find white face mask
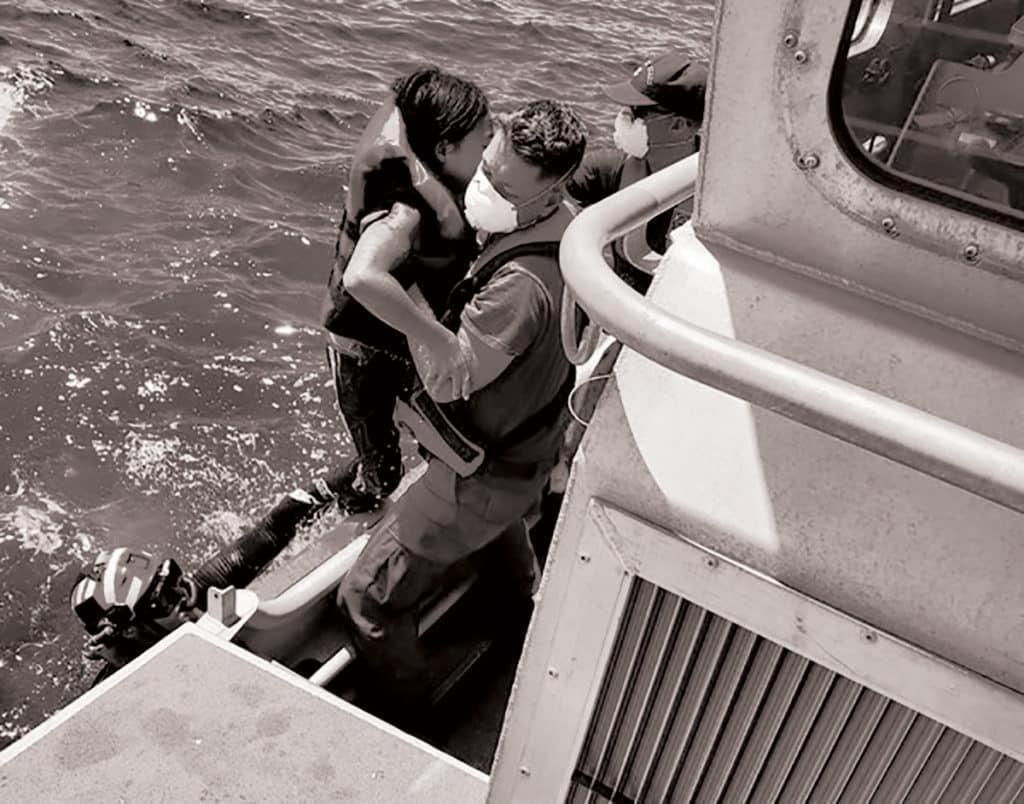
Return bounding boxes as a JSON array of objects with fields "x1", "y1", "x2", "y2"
[
  {"x1": 464, "y1": 167, "x2": 519, "y2": 234},
  {"x1": 613, "y1": 109, "x2": 649, "y2": 159},
  {"x1": 464, "y1": 151, "x2": 578, "y2": 235}
]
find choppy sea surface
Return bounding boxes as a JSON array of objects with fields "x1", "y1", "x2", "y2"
[{"x1": 0, "y1": 0, "x2": 713, "y2": 746}]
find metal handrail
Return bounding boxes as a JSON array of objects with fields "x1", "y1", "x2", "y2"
[{"x1": 559, "y1": 154, "x2": 1024, "y2": 515}]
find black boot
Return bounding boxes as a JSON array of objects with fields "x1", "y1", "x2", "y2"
[{"x1": 317, "y1": 457, "x2": 388, "y2": 515}]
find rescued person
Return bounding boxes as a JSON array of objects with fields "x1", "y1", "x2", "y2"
[{"x1": 321, "y1": 66, "x2": 491, "y2": 511}]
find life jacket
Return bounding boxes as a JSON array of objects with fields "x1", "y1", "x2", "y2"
[
  {"x1": 394, "y1": 203, "x2": 576, "y2": 477},
  {"x1": 321, "y1": 100, "x2": 477, "y2": 350},
  {"x1": 616, "y1": 126, "x2": 700, "y2": 277}
]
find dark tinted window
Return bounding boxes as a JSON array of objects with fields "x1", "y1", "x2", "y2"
[{"x1": 836, "y1": 0, "x2": 1024, "y2": 226}]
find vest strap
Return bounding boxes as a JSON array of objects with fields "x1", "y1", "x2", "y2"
[{"x1": 341, "y1": 209, "x2": 361, "y2": 243}]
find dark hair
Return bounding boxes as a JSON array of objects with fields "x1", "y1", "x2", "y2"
[
  {"x1": 496, "y1": 100, "x2": 588, "y2": 178},
  {"x1": 391, "y1": 66, "x2": 489, "y2": 170}
]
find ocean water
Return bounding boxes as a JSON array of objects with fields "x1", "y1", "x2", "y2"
[{"x1": 0, "y1": 0, "x2": 714, "y2": 747}]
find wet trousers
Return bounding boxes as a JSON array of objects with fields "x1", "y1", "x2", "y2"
[{"x1": 326, "y1": 340, "x2": 412, "y2": 499}]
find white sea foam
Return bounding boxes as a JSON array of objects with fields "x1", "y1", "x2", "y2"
[
  {"x1": 0, "y1": 83, "x2": 18, "y2": 135},
  {"x1": 0, "y1": 493, "x2": 93, "y2": 559},
  {"x1": 0, "y1": 65, "x2": 54, "y2": 134},
  {"x1": 196, "y1": 509, "x2": 249, "y2": 544}
]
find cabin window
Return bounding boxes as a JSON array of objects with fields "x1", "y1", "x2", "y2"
[{"x1": 835, "y1": 0, "x2": 1024, "y2": 227}]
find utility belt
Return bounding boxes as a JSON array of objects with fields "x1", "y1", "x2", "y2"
[{"x1": 393, "y1": 239, "x2": 569, "y2": 478}]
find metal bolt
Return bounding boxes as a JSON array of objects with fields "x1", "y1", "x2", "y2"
[
  {"x1": 783, "y1": 33, "x2": 798, "y2": 48},
  {"x1": 547, "y1": 667, "x2": 559, "y2": 679},
  {"x1": 519, "y1": 766, "x2": 531, "y2": 777},
  {"x1": 881, "y1": 216, "x2": 896, "y2": 231},
  {"x1": 963, "y1": 243, "x2": 980, "y2": 262},
  {"x1": 579, "y1": 553, "x2": 591, "y2": 563},
  {"x1": 794, "y1": 49, "x2": 809, "y2": 64},
  {"x1": 704, "y1": 556, "x2": 719, "y2": 570},
  {"x1": 798, "y1": 153, "x2": 820, "y2": 170}
]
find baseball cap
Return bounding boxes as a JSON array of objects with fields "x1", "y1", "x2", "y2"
[{"x1": 603, "y1": 51, "x2": 708, "y2": 119}]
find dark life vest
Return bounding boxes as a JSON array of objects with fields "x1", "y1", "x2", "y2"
[{"x1": 320, "y1": 101, "x2": 477, "y2": 353}]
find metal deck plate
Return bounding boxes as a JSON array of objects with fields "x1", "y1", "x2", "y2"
[{"x1": 0, "y1": 625, "x2": 487, "y2": 803}]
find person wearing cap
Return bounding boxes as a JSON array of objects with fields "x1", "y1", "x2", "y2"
[
  {"x1": 567, "y1": 51, "x2": 707, "y2": 293},
  {"x1": 553, "y1": 54, "x2": 707, "y2": 499}
]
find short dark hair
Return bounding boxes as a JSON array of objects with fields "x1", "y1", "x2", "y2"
[
  {"x1": 496, "y1": 100, "x2": 587, "y2": 179},
  {"x1": 391, "y1": 67, "x2": 489, "y2": 170}
]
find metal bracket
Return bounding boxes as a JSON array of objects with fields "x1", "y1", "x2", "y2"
[{"x1": 207, "y1": 586, "x2": 240, "y2": 627}]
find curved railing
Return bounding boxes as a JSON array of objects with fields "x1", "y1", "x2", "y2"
[{"x1": 559, "y1": 153, "x2": 1024, "y2": 515}]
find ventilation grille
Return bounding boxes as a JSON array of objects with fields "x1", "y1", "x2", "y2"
[{"x1": 568, "y1": 579, "x2": 1023, "y2": 804}]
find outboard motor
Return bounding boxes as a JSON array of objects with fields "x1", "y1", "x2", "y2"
[
  {"x1": 70, "y1": 549, "x2": 198, "y2": 681},
  {"x1": 70, "y1": 461, "x2": 369, "y2": 682}
]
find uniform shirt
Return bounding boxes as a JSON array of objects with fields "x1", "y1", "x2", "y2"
[
  {"x1": 568, "y1": 147, "x2": 675, "y2": 252},
  {"x1": 459, "y1": 254, "x2": 570, "y2": 467}
]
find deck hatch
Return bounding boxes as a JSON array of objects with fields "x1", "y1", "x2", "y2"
[{"x1": 567, "y1": 577, "x2": 1024, "y2": 804}]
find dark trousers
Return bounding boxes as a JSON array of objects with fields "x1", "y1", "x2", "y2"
[
  {"x1": 326, "y1": 341, "x2": 411, "y2": 499},
  {"x1": 338, "y1": 460, "x2": 543, "y2": 714}
]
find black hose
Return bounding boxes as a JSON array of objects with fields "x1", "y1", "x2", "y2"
[
  {"x1": 190, "y1": 460, "x2": 376, "y2": 607},
  {"x1": 190, "y1": 493, "x2": 317, "y2": 599}
]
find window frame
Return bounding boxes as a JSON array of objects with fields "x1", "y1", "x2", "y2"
[
  {"x1": 695, "y1": 0, "x2": 1024, "y2": 346},
  {"x1": 830, "y1": 0, "x2": 1024, "y2": 233}
]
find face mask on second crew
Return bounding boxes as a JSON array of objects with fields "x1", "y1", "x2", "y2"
[
  {"x1": 614, "y1": 108, "x2": 701, "y2": 166},
  {"x1": 613, "y1": 109, "x2": 650, "y2": 159}
]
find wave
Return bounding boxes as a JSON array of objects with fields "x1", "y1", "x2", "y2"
[
  {"x1": 0, "y1": 60, "x2": 121, "y2": 134},
  {"x1": 0, "y1": 64, "x2": 55, "y2": 100},
  {"x1": 0, "y1": 5, "x2": 93, "y2": 25},
  {"x1": 0, "y1": 83, "x2": 17, "y2": 134},
  {"x1": 177, "y1": 0, "x2": 263, "y2": 26},
  {"x1": 0, "y1": 64, "x2": 56, "y2": 136},
  {"x1": 67, "y1": 87, "x2": 352, "y2": 164}
]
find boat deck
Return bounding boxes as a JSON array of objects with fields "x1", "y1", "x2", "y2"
[{"x1": 0, "y1": 625, "x2": 488, "y2": 803}]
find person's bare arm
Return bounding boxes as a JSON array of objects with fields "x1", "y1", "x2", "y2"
[{"x1": 342, "y1": 202, "x2": 453, "y2": 350}]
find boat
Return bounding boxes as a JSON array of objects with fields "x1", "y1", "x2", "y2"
[{"x1": 2, "y1": 0, "x2": 1023, "y2": 800}]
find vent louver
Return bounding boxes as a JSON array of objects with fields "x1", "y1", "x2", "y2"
[{"x1": 569, "y1": 579, "x2": 1024, "y2": 804}]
